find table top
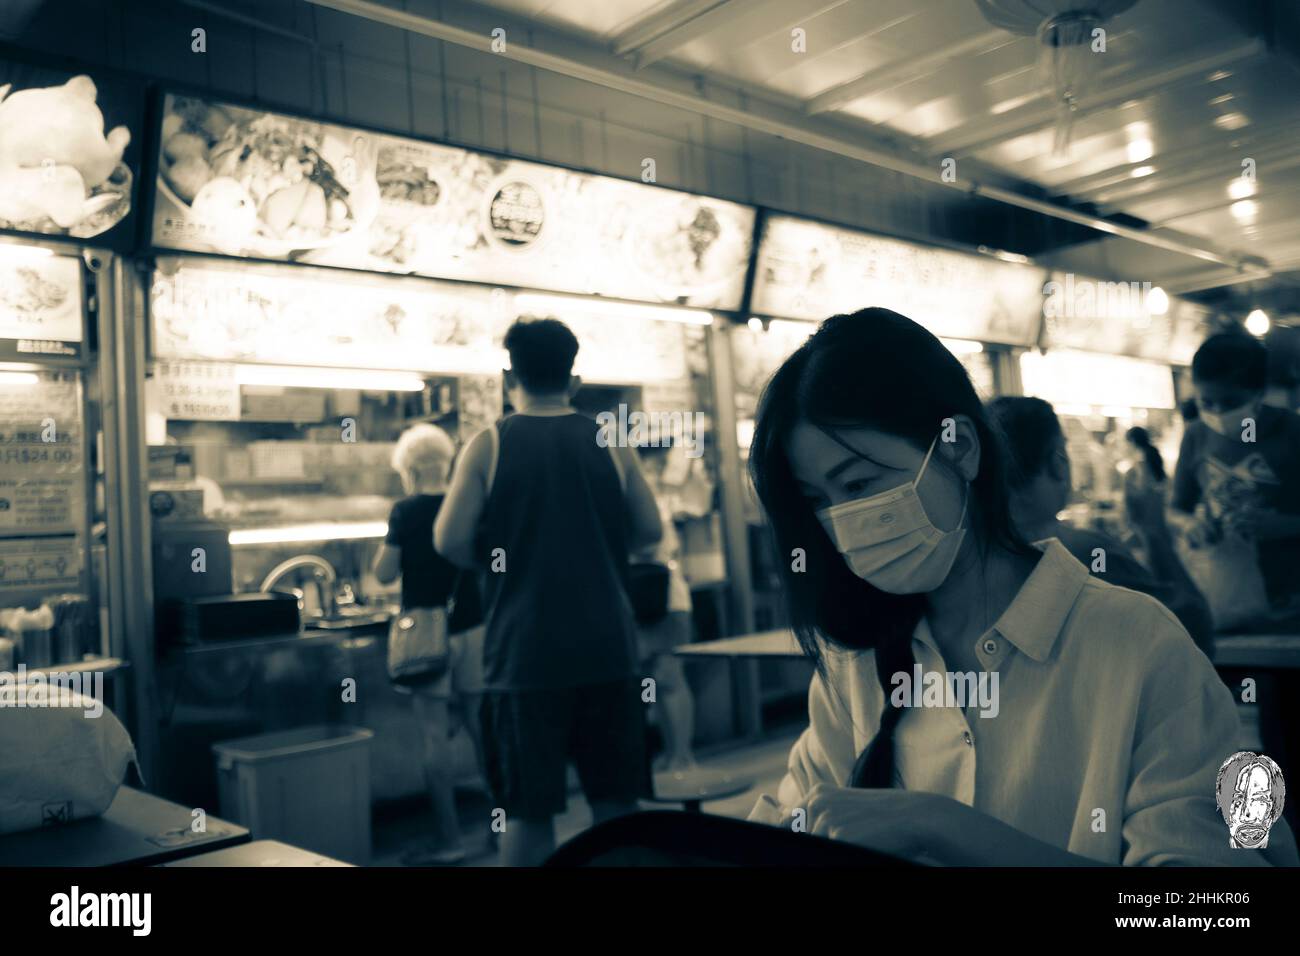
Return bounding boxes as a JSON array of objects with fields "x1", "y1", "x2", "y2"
[
  {"x1": 157, "y1": 839, "x2": 353, "y2": 867},
  {"x1": 0, "y1": 786, "x2": 249, "y2": 867},
  {"x1": 647, "y1": 768, "x2": 755, "y2": 803},
  {"x1": 673, "y1": 629, "x2": 804, "y2": 658},
  {"x1": 1213, "y1": 633, "x2": 1300, "y2": 669}
]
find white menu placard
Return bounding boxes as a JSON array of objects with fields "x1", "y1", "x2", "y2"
[
  {"x1": 155, "y1": 360, "x2": 240, "y2": 420},
  {"x1": 0, "y1": 254, "x2": 83, "y2": 345},
  {"x1": 750, "y1": 215, "x2": 1045, "y2": 345},
  {"x1": 0, "y1": 371, "x2": 85, "y2": 533}
]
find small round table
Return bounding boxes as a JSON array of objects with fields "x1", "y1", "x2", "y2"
[{"x1": 647, "y1": 767, "x2": 755, "y2": 814}]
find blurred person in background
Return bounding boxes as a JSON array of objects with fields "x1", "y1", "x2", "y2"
[
  {"x1": 1124, "y1": 426, "x2": 1165, "y2": 490},
  {"x1": 634, "y1": 443, "x2": 697, "y2": 773},
  {"x1": 373, "y1": 423, "x2": 487, "y2": 865},
  {"x1": 1170, "y1": 332, "x2": 1300, "y2": 623},
  {"x1": 435, "y1": 319, "x2": 662, "y2": 866},
  {"x1": 1171, "y1": 332, "x2": 1300, "y2": 831},
  {"x1": 989, "y1": 397, "x2": 1213, "y2": 658}
]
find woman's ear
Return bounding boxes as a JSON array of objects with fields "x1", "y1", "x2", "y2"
[{"x1": 941, "y1": 414, "x2": 981, "y2": 482}]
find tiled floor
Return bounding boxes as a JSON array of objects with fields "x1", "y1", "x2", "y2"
[{"x1": 371, "y1": 729, "x2": 801, "y2": 867}]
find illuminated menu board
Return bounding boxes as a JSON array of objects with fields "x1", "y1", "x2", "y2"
[
  {"x1": 149, "y1": 94, "x2": 756, "y2": 310},
  {"x1": 1040, "y1": 271, "x2": 1213, "y2": 366},
  {"x1": 0, "y1": 61, "x2": 142, "y2": 249},
  {"x1": 1020, "y1": 349, "x2": 1176, "y2": 411},
  {"x1": 151, "y1": 256, "x2": 508, "y2": 374},
  {"x1": 0, "y1": 252, "x2": 84, "y2": 360},
  {"x1": 749, "y1": 215, "x2": 1046, "y2": 346},
  {"x1": 150, "y1": 256, "x2": 692, "y2": 384}
]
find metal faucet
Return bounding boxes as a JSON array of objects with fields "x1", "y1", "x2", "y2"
[{"x1": 260, "y1": 555, "x2": 339, "y2": 619}]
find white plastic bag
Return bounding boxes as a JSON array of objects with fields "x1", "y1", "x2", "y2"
[{"x1": 0, "y1": 681, "x2": 137, "y2": 836}]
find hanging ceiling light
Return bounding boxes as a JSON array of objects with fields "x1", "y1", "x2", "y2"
[{"x1": 975, "y1": 1, "x2": 1141, "y2": 153}]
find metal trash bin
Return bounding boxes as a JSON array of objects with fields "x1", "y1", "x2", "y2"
[{"x1": 213, "y1": 724, "x2": 374, "y2": 865}]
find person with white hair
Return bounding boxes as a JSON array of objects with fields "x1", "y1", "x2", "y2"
[{"x1": 373, "y1": 422, "x2": 487, "y2": 865}]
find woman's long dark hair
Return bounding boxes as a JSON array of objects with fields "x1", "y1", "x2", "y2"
[
  {"x1": 1125, "y1": 426, "x2": 1166, "y2": 482},
  {"x1": 749, "y1": 309, "x2": 1032, "y2": 788}
]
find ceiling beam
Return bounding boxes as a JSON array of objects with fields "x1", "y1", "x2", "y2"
[
  {"x1": 1161, "y1": 266, "x2": 1273, "y2": 295},
  {"x1": 1149, "y1": 180, "x2": 1300, "y2": 227},
  {"x1": 1054, "y1": 128, "x2": 1298, "y2": 198},
  {"x1": 615, "y1": 0, "x2": 774, "y2": 70},
  {"x1": 611, "y1": 0, "x2": 725, "y2": 56},
  {"x1": 805, "y1": 29, "x2": 1012, "y2": 115},
  {"x1": 1098, "y1": 147, "x2": 1300, "y2": 209},
  {"x1": 928, "y1": 39, "x2": 1265, "y2": 156}
]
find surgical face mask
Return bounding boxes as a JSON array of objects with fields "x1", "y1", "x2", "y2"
[
  {"x1": 816, "y1": 435, "x2": 968, "y2": 594},
  {"x1": 1199, "y1": 400, "x2": 1258, "y2": 437}
]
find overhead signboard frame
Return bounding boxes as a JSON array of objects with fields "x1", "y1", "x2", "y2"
[{"x1": 146, "y1": 88, "x2": 757, "y2": 312}]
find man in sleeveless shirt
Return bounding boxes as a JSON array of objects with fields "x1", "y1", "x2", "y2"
[{"x1": 436, "y1": 319, "x2": 663, "y2": 866}]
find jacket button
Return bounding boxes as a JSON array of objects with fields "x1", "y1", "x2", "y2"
[
  {"x1": 963, "y1": 731, "x2": 973, "y2": 746},
  {"x1": 982, "y1": 639, "x2": 998, "y2": 655}
]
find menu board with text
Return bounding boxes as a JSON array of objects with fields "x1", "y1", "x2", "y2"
[
  {"x1": 749, "y1": 215, "x2": 1045, "y2": 345},
  {"x1": 0, "y1": 371, "x2": 86, "y2": 535},
  {"x1": 150, "y1": 94, "x2": 755, "y2": 310},
  {"x1": 0, "y1": 253, "x2": 83, "y2": 360},
  {"x1": 151, "y1": 256, "x2": 693, "y2": 384},
  {"x1": 0, "y1": 61, "x2": 143, "y2": 249},
  {"x1": 151, "y1": 256, "x2": 509, "y2": 374}
]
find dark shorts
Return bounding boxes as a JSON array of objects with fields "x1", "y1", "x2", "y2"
[{"x1": 479, "y1": 678, "x2": 649, "y2": 820}]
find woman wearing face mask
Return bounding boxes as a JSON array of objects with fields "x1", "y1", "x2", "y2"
[{"x1": 745, "y1": 309, "x2": 1297, "y2": 866}]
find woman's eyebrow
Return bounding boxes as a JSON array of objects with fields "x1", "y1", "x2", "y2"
[{"x1": 824, "y1": 455, "x2": 868, "y2": 482}]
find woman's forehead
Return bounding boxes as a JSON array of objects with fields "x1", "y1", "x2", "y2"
[{"x1": 785, "y1": 422, "x2": 918, "y2": 479}]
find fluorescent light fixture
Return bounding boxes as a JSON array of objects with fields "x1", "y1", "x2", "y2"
[
  {"x1": 1227, "y1": 177, "x2": 1256, "y2": 200},
  {"x1": 1126, "y1": 139, "x2": 1154, "y2": 163},
  {"x1": 229, "y1": 521, "x2": 389, "y2": 546},
  {"x1": 940, "y1": 338, "x2": 984, "y2": 355},
  {"x1": 235, "y1": 365, "x2": 426, "y2": 391},
  {"x1": 1208, "y1": 93, "x2": 1234, "y2": 106},
  {"x1": 1130, "y1": 165, "x2": 1156, "y2": 178},
  {"x1": 1229, "y1": 200, "x2": 1258, "y2": 222},
  {"x1": 1020, "y1": 349, "x2": 1174, "y2": 410},
  {"x1": 747, "y1": 317, "x2": 765, "y2": 332},
  {"x1": 1147, "y1": 286, "x2": 1169, "y2": 315},
  {"x1": 0, "y1": 372, "x2": 40, "y2": 386},
  {"x1": 0, "y1": 242, "x2": 54, "y2": 263},
  {"x1": 1207, "y1": 70, "x2": 1233, "y2": 82},
  {"x1": 1245, "y1": 309, "x2": 1270, "y2": 336},
  {"x1": 1213, "y1": 112, "x2": 1249, "y2": 131},
  {"x1": 513, "y1": 293, "x2": 714, "y2": 326}
]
